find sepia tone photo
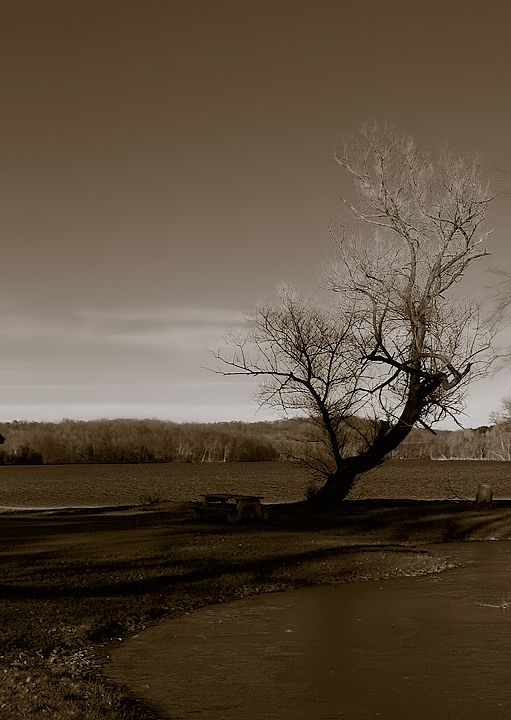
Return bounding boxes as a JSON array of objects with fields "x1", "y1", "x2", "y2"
[{"x1": 2, "y1": 1, "x2": 511, "y2": 718}]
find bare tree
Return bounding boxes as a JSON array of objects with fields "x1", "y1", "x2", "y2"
[
  {"x1": 217, "y1": 123, "x2": 496, "y2": 503},
  {"x1": 218, "y1": 287, "x2": 368, "y2": 479}
]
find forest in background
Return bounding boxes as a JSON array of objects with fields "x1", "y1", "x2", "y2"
[{"x1": 0, "y1": 417, "x2": 509, "y2": 465}]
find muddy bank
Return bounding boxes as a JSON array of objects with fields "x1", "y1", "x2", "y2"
[
  {"x1": 107, "y1": 542, "x2": 511, "y2": 720},
  {"x1": 3, "y1": 499, "x2": 508, "y2": 719},
  {"x1": 3, "y1": 499, "x2": 510, "y2": 576}
]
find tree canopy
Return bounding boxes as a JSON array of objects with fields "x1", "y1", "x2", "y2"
[{"x1": 218, "y1": 122, "x2": 496, "y2": 502}]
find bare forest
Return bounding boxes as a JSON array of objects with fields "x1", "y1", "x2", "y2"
[{"x1": 0, "y1": 417, "x2": 510, "y2": 466}]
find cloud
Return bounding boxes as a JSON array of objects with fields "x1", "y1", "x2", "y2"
[
  {"x1": 0, "y1": 306, "x2": 243, "y2": 351},
  {"x1": 0, "y1": 305, "x2": 248, "y2": 400},
  {"x1": 74, "y1": 306, "x2": 244, "y2": 350}
]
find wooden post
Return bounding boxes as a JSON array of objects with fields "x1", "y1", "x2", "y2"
[{"x1": 475, "y1": 483, "x2": 493, "y2": 507}]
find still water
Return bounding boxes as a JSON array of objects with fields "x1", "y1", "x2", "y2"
[
  {"x1": 107, "y1": 542, "x2": 511, "y2": 719},
  {"x1": 2, "y1": 460, "x2": 511, "y2": 509},
  {"x1": 0, "y1": 461, "x2": 310, "y2": 509}
]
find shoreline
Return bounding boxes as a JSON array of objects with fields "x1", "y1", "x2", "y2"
[
  {"x1": 6, "y1": 496, "x2": 511, "y2": 511},
  {"x1": 3, "y1": 499, "x2": 511, "y2": 719}
]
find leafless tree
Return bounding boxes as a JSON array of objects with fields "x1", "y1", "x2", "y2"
[
  {"x1": 217, "y1": 287, "x2": 369, "y2": 479},
  {"x1": 217, "y1": 123, "x2": 496, "y2": 503}
]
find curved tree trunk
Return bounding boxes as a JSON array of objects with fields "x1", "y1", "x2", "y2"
[
  {"x1": 311, "y1": 376, "x2": 441, "y2": 505},
  {"x1": 311, "y1": 454, "x2": 385, "y2": 505}
]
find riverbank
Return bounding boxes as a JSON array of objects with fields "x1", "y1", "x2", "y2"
[{"x1": 2, "y1": 499, "x2": 511, "y2": 719}]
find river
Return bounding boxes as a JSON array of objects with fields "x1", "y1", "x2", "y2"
[
  {"x1": 0, "y1": 461, "x2": 311, "y2": 509},
  {"x1": 106, "y1": 541, "x2": 511, "y2": 719},
  {"x1": 2, "y1": 460, "x2": 511, "y2": 509}
]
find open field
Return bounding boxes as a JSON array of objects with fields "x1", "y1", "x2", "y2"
[{"x1": 3, "y1": 498, "x2": 511, "y2": 718}]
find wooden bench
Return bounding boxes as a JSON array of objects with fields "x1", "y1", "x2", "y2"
[{"x1": 192, "y1": 494, "x2": 267, "y2": 523}]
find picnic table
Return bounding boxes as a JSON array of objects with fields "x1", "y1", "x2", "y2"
[{"x1": 192, "y1": 493, "x2": 267, "y2": 523}]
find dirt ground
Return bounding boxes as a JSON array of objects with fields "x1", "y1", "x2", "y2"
[
  {"x1": 3, "y1": 499, "x2": 511, "y2": 719},
  {"x1": 3, "y1": 498, "x2": 511, "y2": 575}
]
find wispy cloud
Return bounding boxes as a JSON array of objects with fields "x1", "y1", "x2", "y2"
[
  {"x1": 74, "y1": 306, "x2": 244, "y2": 350},
  {"x1": 0, "y1": 305, "x2": 246, "y2": 386},
  {"x1": 0, "y1": 306, "x2": 243, "y2": 349},
  {"x1": 0, "y1": 306, "x2": 254, "y2": 421}
]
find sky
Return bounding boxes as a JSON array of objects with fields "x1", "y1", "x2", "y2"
[{"x1": 1, "y1": 0, "x2": 511, "y2": 428}]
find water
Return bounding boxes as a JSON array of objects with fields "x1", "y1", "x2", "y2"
[
  {"x1": 107, "y1": 542, "x2": 511, "y2": 719},
  {"x1": 1, "y1": 459, "x2": 511, "y2": 510},
  {"x1": 0, "y1": 461, "x2": 311, "y2": 509}
]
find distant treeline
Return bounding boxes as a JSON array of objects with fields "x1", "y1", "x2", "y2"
[
  {"x1": 387, "y1": 425, "x2": 507, "y2": 461},
  {"x1": 0, "y1": 418, "x2": 289, "y2": 465},
  {"x1": 0, "y1": 417, "x2": 509, "y2": 465}
]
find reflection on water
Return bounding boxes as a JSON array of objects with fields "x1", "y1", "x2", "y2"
[{"x1": 107, "y1": 542, "x2": 511, "y2": 719}]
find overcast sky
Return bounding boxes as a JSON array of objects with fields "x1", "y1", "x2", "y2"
[{"x1": 1, "y1": 0, "x2": 511, "y2": 427}]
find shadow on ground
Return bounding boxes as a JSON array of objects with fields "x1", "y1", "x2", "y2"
[{"x1": 1, "y1": 499, "x2": 507, "y2": 604}]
